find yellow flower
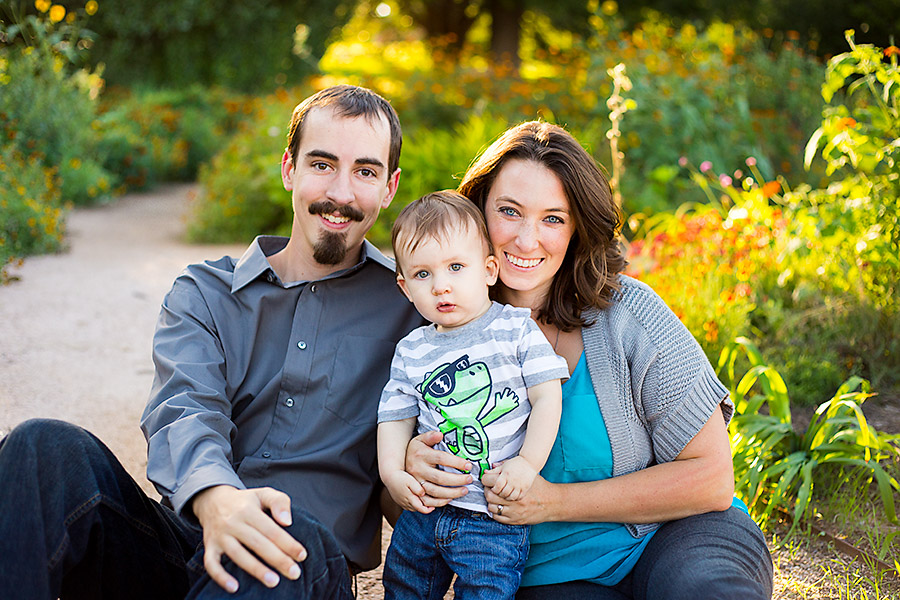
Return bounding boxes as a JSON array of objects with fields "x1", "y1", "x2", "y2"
[
  {"x1": 85, "y1": 0, "x2": 98, "y2": 15},
  {"x1": 49, "y1": 4, "x2": 66, "y2": 22},
  {"x1": 35, "y1": 0, "x2": 51, "y2": 13}
]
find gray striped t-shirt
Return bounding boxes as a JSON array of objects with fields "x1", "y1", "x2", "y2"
[{"x1": 378, "y1": 301, "x2": 569, "y2": 513}]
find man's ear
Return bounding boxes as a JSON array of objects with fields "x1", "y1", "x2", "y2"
[
  {"x1": 281, "y1": 149, "x2": 294, "y2": 191},
  {"x1": 485, "y1": 254, "x2": 500, "y2": 286},
  {"x1": 382, "y1": 168, "x2": 401, "y2": 209},
  {"x1": 396, "y1": 272, "x2": 413, "y2": 302}
]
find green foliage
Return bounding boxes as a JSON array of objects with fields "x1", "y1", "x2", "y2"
[
  {"x1": 187, "y1": 90, "x2": 297, "y2": 243},
  {"x1": 721, "y1": 338, "x2": 900, "y2": 536},
  {"x1": 580, "y1": 12, "x2": 824, "y2": 215},
  {"x1": 95, "y1": 86, "x2": 254, "y2": 189},
  {"x1": 0, "y1": 146, "x2": 66, "y2": 281},
  {"x1": 0, "y1": 7, "x2": 112, "y2": 206},
  {"x1": 81, "y1": 0, "x2": 354, "y2": 91},
  {"x1": 802, "y1": 32, "x2": 899, "y2": 315}
]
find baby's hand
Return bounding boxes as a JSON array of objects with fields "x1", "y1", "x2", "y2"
[
  {"x1": 490, "y1": 456, "x2": 536, "y2": 501},
  {"x1": 384, "y1": 470, "x2": 433, "y2": 514}
]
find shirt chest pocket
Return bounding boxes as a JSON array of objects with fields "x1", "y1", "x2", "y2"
[{"x1": 324, "y1": 335, "x2": 397, "y2": 426}]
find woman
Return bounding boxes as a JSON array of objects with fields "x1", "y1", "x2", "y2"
[{"x1": 405, "y1": 121, "x2": 773, "y2": 599}]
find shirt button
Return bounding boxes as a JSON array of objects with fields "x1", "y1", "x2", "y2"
[
  {"x1": 262, "y1": 451, "x2": 271, "y2": 458},
  {"x1": 310, "y1": 284, "x2": 317, "y2": 293},
  {"x1": 266, "y1": 273, "x2": 275, "y2": 283},
  {"x1": 285, "y1": 398, "x2": 294, "y2": 407},
  {"x1": 297, "y1": 341, "x2": 307, "y2": 350}
]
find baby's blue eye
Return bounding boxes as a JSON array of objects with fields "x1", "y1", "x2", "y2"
[
  {"x1": 414, "y1": 270, "x2": 429, "y2": 279},
  {"x1": 450, "y1": 263, "x2": 463, "y2": 272}
]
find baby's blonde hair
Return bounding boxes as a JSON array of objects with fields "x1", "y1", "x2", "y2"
[{"x1": 391, "y1": 190, "x2": 493, "y2": 276}]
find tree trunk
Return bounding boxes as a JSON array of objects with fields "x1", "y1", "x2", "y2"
[
  {"x1": 487, "y1": 0, "x2": 523, "y2": 70},
  {"x1": 396, "y1": 0, "x2": 476, "y2": 54}
]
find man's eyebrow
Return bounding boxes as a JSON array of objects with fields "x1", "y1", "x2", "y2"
[
  {"x1": 306, "y1": 150, "x2": 338, "y2": 162},
  {"x1": 305, "y1": 150, "x2": 385, "y2": 169}
]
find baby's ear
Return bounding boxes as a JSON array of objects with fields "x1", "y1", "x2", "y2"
[
  {"x1": 485, "y1": 254, "x2": 500, "y2": 286},
  {"x1": 396, "y1": 273, "x2": 413, "y2": 302}
]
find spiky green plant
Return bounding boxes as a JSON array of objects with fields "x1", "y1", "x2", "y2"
[{"x1": 720, "y1": 337, "x2": 900, "y2": 535}]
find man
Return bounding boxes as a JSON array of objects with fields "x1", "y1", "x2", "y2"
[{"x1": 0, "y1": 85, "x2": 426, "y2": 599}]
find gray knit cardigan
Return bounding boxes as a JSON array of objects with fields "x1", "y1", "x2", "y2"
[{"x1": 581, "y1": 275, "x2": 733, "y2": 538}]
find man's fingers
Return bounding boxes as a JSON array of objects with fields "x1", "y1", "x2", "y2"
[
  {"x1": 203, "y1": 546, "x2": 240, "y2": 594},
  {"x1": 237, "y1": 523, "x2": 303, "y2": 582},
  {"x1": 253, "y1": 489, "x2": 307, "y2": 562},
  {"x1": 256, "y1": 487, "x2": 293, "y2": 527},
  {"x1": 221, "y1": 535, "x2": 284, "y2": 589}
]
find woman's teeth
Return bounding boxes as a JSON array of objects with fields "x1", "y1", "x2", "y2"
[{"x1": 506, "y1": 253, "x2": 542, "y2": 268}]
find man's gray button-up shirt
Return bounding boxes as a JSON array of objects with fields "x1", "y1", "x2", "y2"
[{"x1": 141, "y1": 235, "x2": 423, "y2": 570}]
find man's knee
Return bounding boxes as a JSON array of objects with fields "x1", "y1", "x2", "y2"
[{"x1": 2, "y1": 418, "x2": 93, "y2": 458}]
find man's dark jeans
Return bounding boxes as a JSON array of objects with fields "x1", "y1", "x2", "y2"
[{"x1": 0, "y1": 419, "x2": 353, "y2": 599}]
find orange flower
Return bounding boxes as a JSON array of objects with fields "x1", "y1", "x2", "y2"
[
  {"x1": 761, "y1": 181, "x2": 781, "y2": 198},
  {"x1": 836, "y1": 117, "x2": 857, "y2": 131},
  {"x1": 885, "y1": 46, "x2": 900, "y2": 57}
]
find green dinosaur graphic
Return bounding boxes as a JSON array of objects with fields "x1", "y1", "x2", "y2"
[{"x1": 417, "y1": 354, "x2": 519, "y2": 478}]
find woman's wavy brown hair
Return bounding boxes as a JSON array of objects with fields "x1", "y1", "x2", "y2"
[{"x1": 458, "y1": 121, "x2": 626, "y2": 330}]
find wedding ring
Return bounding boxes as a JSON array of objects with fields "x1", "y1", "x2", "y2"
[{"x1": 497, "y1": 504, "x2": 504, "y2": 516}]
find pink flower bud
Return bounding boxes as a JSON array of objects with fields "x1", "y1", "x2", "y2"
[
  {"x1": 745, "y1": 157, "x2": 757, "y2": 167},
  {"x1": 700, "y1": 161, "x2": 712, "y2": 173},
  {"x1": 678, "y1": 156, "x2": 688, "y2": 167}
]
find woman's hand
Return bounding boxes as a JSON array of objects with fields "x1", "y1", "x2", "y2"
[
  {"x1": 405, "y1": 431, "x2": 472, "y2": 507},
  {"x1": 482, "y1": 470, "x2": 557, "y2": 525}
]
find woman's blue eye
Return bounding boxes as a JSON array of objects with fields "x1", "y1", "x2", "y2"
[
  {"x1": 500, "y1": 207, "x2": 518, "y2": 216},
  {"x1": 546, "y1": 215, "x2": 563, "y2": 224}
]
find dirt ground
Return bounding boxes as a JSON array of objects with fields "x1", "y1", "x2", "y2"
[{"x1": 1, "y1": 185, "x2": 897, "y2": 599}]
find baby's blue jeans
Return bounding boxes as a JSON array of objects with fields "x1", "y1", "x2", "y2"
[{"x1": 384, "y1": 504, "x2": 530, "y2": 600}]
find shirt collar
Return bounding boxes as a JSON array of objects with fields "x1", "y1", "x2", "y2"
[{"x1": 231, "y1": 236, "x2": 397, "y2": 293}]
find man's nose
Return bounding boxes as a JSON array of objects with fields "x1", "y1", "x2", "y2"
[{"x1": 326, "y1": 171, "x2": 354, "y2": 205}]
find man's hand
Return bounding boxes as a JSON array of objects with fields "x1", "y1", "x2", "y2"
[
  {"x1": 405, "y1": 431, "x2": 472, "y2": 507},
  {"x1": 191, "y1": 485, "x2": 307, "y2": 594},
  {"x1": 382, "y1": 469, "x2": 433, "y2": 514},
  {"x1": 485, "y1": 456, "x2": 536, "y2": 501}
]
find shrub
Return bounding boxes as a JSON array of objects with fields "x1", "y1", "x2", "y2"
[
  {"x1": 187, "y1": 90, "x2": 295, "y2": 243},
  {"x1": 95, "y1": 86, "x2": 255, "y2": 189},
  {"x1": 0, "y1": 7, "x2": 111, "y2": 206},
  {"x1": 721, "y1": 338, "x2": 900, "y2": 535},
  {"x1": 0, "y1": 146, "x2": 66, "y2": 281}
]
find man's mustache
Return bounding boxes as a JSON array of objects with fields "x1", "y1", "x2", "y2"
[{"x1": 308, "y1": 201, "x2": 364, "y2": 222}]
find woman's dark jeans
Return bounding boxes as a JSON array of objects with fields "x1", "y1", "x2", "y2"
[
  {"x1": 0, "y1": 419, "x2": 353, "y2": 599},
  {"x1": 516, "y1": 505, "x2": 774, "y2": 600}
]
